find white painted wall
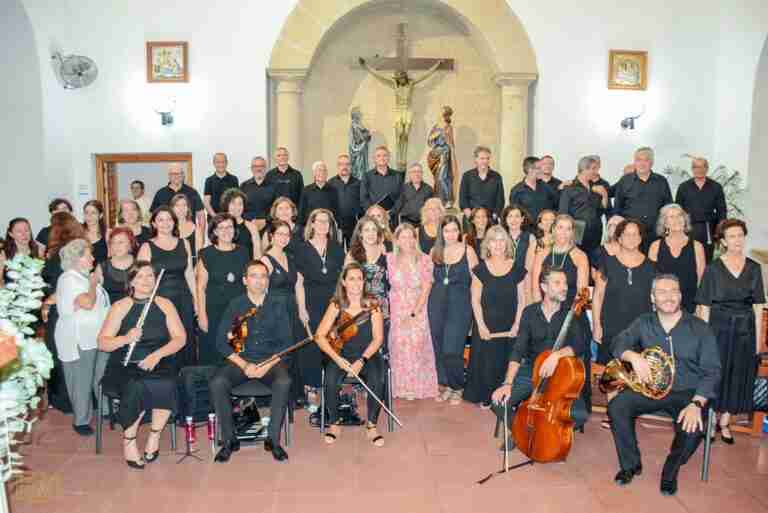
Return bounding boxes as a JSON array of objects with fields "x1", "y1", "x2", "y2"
[
  {"x1": 13, "y1": 0, "x2": 768, "y2": 222},
  {"x1": 0, "y1": 0, "x2": 48, "y2": 234},
  {"x1": 747, "y1": 39, "x2": 768, "y2": 250}
]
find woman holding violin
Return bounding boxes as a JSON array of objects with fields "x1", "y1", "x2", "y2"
[{"x1": 315, "y1": 262, "x2": 387, "y2": 447}]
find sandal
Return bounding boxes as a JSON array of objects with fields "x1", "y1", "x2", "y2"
[
  {"x1": 601, "y1": 419, "x2": 612, "y2": 430},
  {"x1": 144, "y1": 428, "x2": 163, "y2": 463},
  {"x1": 366, "y1": 423, "x2": 384, "y2": 448},
  {"x1": 123, "y1": 435, "x2": 145, "y2": 470},
  {"x1": 324, "y1": 424, "x2": 340, "y2": 445}
]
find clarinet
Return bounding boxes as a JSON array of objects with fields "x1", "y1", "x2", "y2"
[{"x1": 123, "y1": 269, "x2": 165, "y2": 366}]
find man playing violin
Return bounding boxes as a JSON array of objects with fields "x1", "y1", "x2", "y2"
[
  {"x1": 315, "y1": 262, "x2": 387, "y2": 447},
  {"x1": 209, "y1": 260, "x2": 293, "y2": 463},
  {"x1": 491, "y1": 268, "x2": 589, "y2": 449}
]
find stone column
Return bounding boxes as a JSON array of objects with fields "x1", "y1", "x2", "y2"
[
  {"x1": 494, "y1": 73, "x2": 537, "y2": 190},
  {"x1": 268, "y1": 69, "x2": 308, "y2": 170}
]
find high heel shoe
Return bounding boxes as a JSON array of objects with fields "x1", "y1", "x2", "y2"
[
  {"x1": 144, "y1": 428, "x2": 163, "y2": 463},
  {"x1": 719, "y1": 424, "x2": 735, "y2": 445},
  {"x1": 123, "y1": 435, "x2": 145, "y2": 470}
]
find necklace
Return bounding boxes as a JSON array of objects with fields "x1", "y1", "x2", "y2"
[
  {"x1": 319, "y1": 244, "x2": 328, "y2": 274},
  {"x1": 549, "y1": 247, "x2": 569, "y2": 269},
  {"x1": 443, "y1": 263, "x2": 451, "y2": 286},
  {"x1": 627, "y1": 267, "x2": 633, "y2": 286}
]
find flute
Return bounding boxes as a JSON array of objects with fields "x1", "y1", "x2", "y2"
[{"x1": 123, "y1": 269, "x2": 165, "y2": 366}]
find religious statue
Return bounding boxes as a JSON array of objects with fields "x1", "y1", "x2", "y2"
[
  {"x1": 348, "y1": 107, "x2": 371, "y2": 180},
  {"x1": 359, "y1": 56, "x2": 443, "y2": 171},
  {"x1": 427, "y1": 105, "x2": 458, "y2": 208}
]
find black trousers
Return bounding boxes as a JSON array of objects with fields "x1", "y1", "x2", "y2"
[
  {"x1": 325, "y1": 354, "x2": 385, "y2": 425},
  {"x1": 209, "y1": 361, "x2": 291, "y2": 445},
  {"x1": 608, "y1": 389, "x2": 708, "y2": 480},
  {"x1": 491, "y1": 363, "x2": 588, "y2": 430}
]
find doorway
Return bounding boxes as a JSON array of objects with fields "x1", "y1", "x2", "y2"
[{"x1": 95, "y1": 153, "x2": 193, "y2": 227}]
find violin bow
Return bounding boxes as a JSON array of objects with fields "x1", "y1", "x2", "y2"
[{"x1": 347, "y1": 368, "x2": 403, "y2": 428}]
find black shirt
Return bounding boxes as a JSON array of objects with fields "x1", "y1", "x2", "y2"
[
  {"x1": 150, "y1": 183, "x2": 205, "y2": 217},
  {"x1": 203, "y1": 172, "x2": 239, "y2": 213},
  {"x1": 559, "y1": 180, "x2": 604, "y2": 245},
  {"x1": 298, "y1": 183, "x2": 339, "y2": 226},
  {"x1": 675, "y1": 178, "x2": 727, "y2": 245},
  {"x1": 215, "y1": 293, "x2": 292, "y2": 362},
  {"x1": 509, "y1": 302, "x2": 588, "y2": 364},
  {"x1": 394, "y1": 182, "x2": 434, "y2": 225},
  {"x1": 328, "y1": 175, "x2": 361, "y2": 228},
  {"x1": 509, "y1": 179, "x2": 558, "y2": 221},
  {"x1": 540, "y1": 176, "x2": 563, "y2": 205},
  {"x1": 240, "y1": 177, "x2": 277, "y2": 221},
  {"x1": 592, "y1": 176, "x2": 614, "y2": 218},
  {"x1": 360, "y1": 167, "x2": 405, "y2": 212},
  {"x1": 266, "y1": 166, "x2": 304, "y2": 206},
  {"x1": 612, "y1": 311, "x2": 721, "y2": 399},
  {"x1": 36, "y1": 226, "x2": 50, "y2": 247},
  {"x1": 458, "y1": 168, "x2": 506, "y2": 219},
  {"x1": 613, "y1": 171, "x2": 672, "y2": 234}
]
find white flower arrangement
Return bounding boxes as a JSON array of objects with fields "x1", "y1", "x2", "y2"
[{"x1": 0, "y1": 255, "x2": 52, "y2": 482}]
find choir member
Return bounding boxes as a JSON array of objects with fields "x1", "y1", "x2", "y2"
[
  {"x1": 558, "y1": 156, "x2": 608, "y2": 262},
  {"x1": 203, "y1": 152, "x2": 239, "y2": 218},
  {"x1": 418, "y1": 197, "x2": 444, "y2": 255},
  {"x1": 459, "y1": 146, "x2": 505, "y2": 222},
  {"x1": 328, "y1": 153, "x2": 361, "y2": 249},
  {"x1": 509, "y1": 156, "x2": 558, "y2": 222},
  {"x1": 266, "y1": 146, "x2": 304, "y2": 206},
  {"x1": 359, "y1": 146, "x2": 404, "y2": 226},
  {"x1": 393, "y1": 162, "x2": 433, "y2": 226},
  {"x1": 675, "y1": 157, "x2": 727, "y2": 261},
  {"x1": 298, "y1": 160, "x2": 339, "y2": 226},
  {"x1": 150, "y1": 162, "x2": 205, "y2": 223},
  {"x1": 241, "y1": 156, "x2": 277, "y2": 233}
]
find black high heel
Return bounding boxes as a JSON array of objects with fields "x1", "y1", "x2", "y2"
[
  {"x1": 124, "y1": 435, "x2": 145, "y2": 470},
  {"x1": 719, "y1": 424, "x2": 735, "y2": 445},
  {"x1": 144, "y1": 428, "x2": 162, "y2": 463}
]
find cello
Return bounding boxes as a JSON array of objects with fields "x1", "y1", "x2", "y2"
[{"x1": 511, "y1": 288, "x2": 591, "y2": 463}]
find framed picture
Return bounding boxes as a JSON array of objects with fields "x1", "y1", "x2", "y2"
[
  {"x1": 608, "y1": 50, "x2": 647, "y2": 91},
  {"x1": 146, "y1": 41, "x2": 188, "y2": 83}
]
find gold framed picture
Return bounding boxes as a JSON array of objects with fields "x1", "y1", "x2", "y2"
[
  {"x1": 608, "y1": 50, "x2": 647, "y2": 90},
  {"x1": 146, "y1": 41, "x2": 188, "y2": 83}
]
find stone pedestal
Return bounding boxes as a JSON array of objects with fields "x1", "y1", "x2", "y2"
[{"x1": 494, "y1": 73, "x2": 537, "y2": 187}]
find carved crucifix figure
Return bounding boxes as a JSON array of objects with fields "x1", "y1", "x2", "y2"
[{"x1": 359, "y1": 23, "x2": 454, "y2": 171}]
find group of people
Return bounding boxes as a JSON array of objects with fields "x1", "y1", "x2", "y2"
[{"x1": 0, "y1": 143, "x2": 764, "y2": 497}]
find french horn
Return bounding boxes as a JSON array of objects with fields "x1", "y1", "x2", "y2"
[{"x1": 599, "y1": 346, "x2": 675, "y2": 400}]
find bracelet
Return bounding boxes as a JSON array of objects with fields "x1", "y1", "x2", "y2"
[
  {"x1": 502, "y1": 381, "x2": 513, "y2": 386},
  {"x1": 360, "y1": 355, "x2": 369, "y2": 365}
]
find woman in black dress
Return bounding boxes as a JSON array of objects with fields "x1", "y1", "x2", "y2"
[
  {"x1": 222, "y1": 189, "x2": 261, "y2": 260},
  {"x1": 137, "y1": 207, "x2": 197, "y2": 367},
  {"x1": 118, "y1": 199, "x2": 152, "y2": 248},
  {"x1": 696, "y1": 219, "x2": 766, "y2": 443},
  {"x1": 649, "y1": 204, "x2": 706, "y2": 313},
  {"x1": 98, "y1": 261, "x2": 186, "y2": 469},
  {"x1": 41, "y1": 212, "x2": 86, "y2": 413},
  {"x1": 464, "y1": 207, "x2": 490, "y2": 253},
  {"x1": 196, "y1": 214, "x2": 248, "y2": 366},
  {"x1": 465, "y1": 226, "x2": 526, "y2": 407},
  {"x1": 428, "y1": 215, "x2": 479, "y2": 405},
  {"x1": 294, "y1": 209, "x2": 344, "y2": 394},
  {"x1": 171, "y1": 193, "x2": 204, "y2": 266},
  {"x1": 94, "y1": 227, "x2": 135, "y2": 304},
  {"x1": 262, "y1": 197, "x2": 304, "y2": 256},
  {"x1": 315, "y1": 263, "x2": 387, "y2": 447},
  {"x1": 418, "y1": 198, "x2": 444, "y2": 255},
  {"x1": 501, "y1": 204, "x2": 537, "y2": 304},
  {"x1": 82, "y1": 200, "x2": 108, "y2": 265}
]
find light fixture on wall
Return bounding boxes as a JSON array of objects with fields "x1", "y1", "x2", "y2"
[
  {"x1": 620, "y1": 105, "x2": 646, "y2": 130},
  {"x1": 153, "y1": 96, "x2": 176, "y2": 126}
]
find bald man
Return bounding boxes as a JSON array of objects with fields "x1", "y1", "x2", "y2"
[
  {"x1": 150, "y1": 162, "x2": 205, "y2": 220},
  {"x1": 674, "y1": 158, "x2": 726, "y2": 260}
]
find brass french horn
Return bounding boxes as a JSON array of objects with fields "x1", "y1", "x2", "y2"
[{"x1": 599, "y1": 346, "x2": 675, "y2": 400}]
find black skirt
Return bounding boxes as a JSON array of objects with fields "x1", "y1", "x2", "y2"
[{"x1": 710, "y1": 307, "x2": 757, "y2": 414}]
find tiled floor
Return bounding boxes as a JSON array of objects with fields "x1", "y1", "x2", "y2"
[{"x1": 9, "y1": 400, "x2": 768, "y2": 513}]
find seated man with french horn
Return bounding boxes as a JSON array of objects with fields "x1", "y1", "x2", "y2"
[{"x1": 606, "y1": 273, "x2": 721, "y2": 496}]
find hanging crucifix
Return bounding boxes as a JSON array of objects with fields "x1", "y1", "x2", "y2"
[{"x1": 359, "y1": 23, "x2": 454, "y2": 171}]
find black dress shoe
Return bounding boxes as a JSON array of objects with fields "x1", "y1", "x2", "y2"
[
  {"x1": 214, "y1": 439, "x2": 240, "y2": 463},
  {"x1": 264, "y1": 439, "x2": 288, "y2": 462},
  {"x1": 614, "y1": 465, "x2": 642, "y2": 486},
  {"x1": 660, "y1": 479, "x2": 678, "y2": 496},
  {"x1": 73, "y1": 424, "x2": 94, "y2": 437}
]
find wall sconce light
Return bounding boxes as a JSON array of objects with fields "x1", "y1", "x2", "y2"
[
  {"x1": 620, "y1": 105, "x2": 646, "y2": 130},
  {"x1": 153, "y1": 97, "x2": 176, "y2": 126}
]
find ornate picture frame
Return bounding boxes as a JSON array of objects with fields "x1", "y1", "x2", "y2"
[
  {"x1": 608, "y1": 50, "x2": 647, "y2": 91},
  {"x1": 146, "y1": 41, "x2": 188, "y2": 83}
]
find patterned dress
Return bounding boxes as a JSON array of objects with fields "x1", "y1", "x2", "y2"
[{"x1": 386, "y1": 253, "x2": 438, "y2": 398}]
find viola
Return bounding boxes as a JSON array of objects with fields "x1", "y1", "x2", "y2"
[
  {"x1": 227, "y1": 307, "x2": 260, "y2": 354},
  {"x1": 511, "y1": 288, "x2": 591, "y2": 463},
  {"x1": 327, "y1": 299, "x2": 381, "y2": 354}
]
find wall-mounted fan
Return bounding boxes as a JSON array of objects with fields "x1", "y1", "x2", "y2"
[{"x1": 52, "y1": 52, "x2": 98, "y2": 89}]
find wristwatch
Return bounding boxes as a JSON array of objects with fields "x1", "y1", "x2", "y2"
[{"x1": 691, "y1": 399, "x2": 704, "y2": 409}]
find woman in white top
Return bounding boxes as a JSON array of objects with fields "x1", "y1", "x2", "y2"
[{"x1": 55, "y1": 238, "x2": 111, "y2": 436}]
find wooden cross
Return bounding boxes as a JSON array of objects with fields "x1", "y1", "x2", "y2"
[{"x1": 360, "y1": 23, "x2": 454, "y2": 73}]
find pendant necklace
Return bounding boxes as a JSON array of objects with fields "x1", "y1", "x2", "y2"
[
  {"x1": 226, "y1": 272, "x2": 235, "y2": 283},
  {"x1": 443, "y1": 263, "x2": 451, "y2": 286},
  {"x1": 320, "y1": 245, "x2": 328, "y2": 275},
  {"x1": 627, "y1": 267, "x2": 633, "y2": 286},
  {"x1": 549, "y1": 247, "x2": 568, "y2": 269}
]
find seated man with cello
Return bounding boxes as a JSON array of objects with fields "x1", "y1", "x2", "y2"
[
  {"x1": 209, "y1": 260, "x2": 292, "y2": 463},
  {"x1": 606, "y1": 273, "x2": 720, "y2": 496},
  {"x1": 491, "y1": 267, "x2": 589, "y2": 449},
  {"x1": 315, "y1": 262, "x2": 387, "y2": 447}
]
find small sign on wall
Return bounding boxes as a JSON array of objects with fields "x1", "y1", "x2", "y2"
[
  {"x1": 608, "y1": 50, "x2": 648, "y2": 91},
  {"x1": 146, "y1": 41, "x2": 189, "y2": 83}
]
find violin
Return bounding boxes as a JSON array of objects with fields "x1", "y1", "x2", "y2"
[
  {"x1": 511, "y1": 288, "x2": 591, "y2": 463},
  {"x1": 327, "y1": 299, "x2": 381, "y2": 354},
  {"x1": 227, "y1": 307, "x2": 260, "y2": 354}
]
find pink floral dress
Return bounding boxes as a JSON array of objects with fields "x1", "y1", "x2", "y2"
[{"x1": 386, "y1": 253, "x2": 438, "y2": 398}]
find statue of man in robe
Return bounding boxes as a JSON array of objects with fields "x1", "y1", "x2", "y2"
[
  {"x1": 427, "y1": 105, "x2": 458, "y2": 208},
  {"x1": 348, "y1": 107, "x2": 371, "y2": 180},
  {"x1": 359, "y1": 57, "x2": 442, "y2": 171}
]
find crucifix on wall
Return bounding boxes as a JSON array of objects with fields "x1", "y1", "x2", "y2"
[{"x1": 358, "y1": 22, "x2": 454, "y2": 171}]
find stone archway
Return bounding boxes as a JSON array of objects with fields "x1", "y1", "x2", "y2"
[{"x1": 267, "y1": 0, "x2": 537, "y2": 188}]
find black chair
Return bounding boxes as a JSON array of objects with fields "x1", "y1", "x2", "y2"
[
  {"x1": 319, "y1": 359, "x2": 395, "y2": 433},
  {"x1": 95, "y1": 380, "x2": 177, "y2": 454},
  {"x1": 215, "y1": 379, "x2": 294, "y2": 448}
]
